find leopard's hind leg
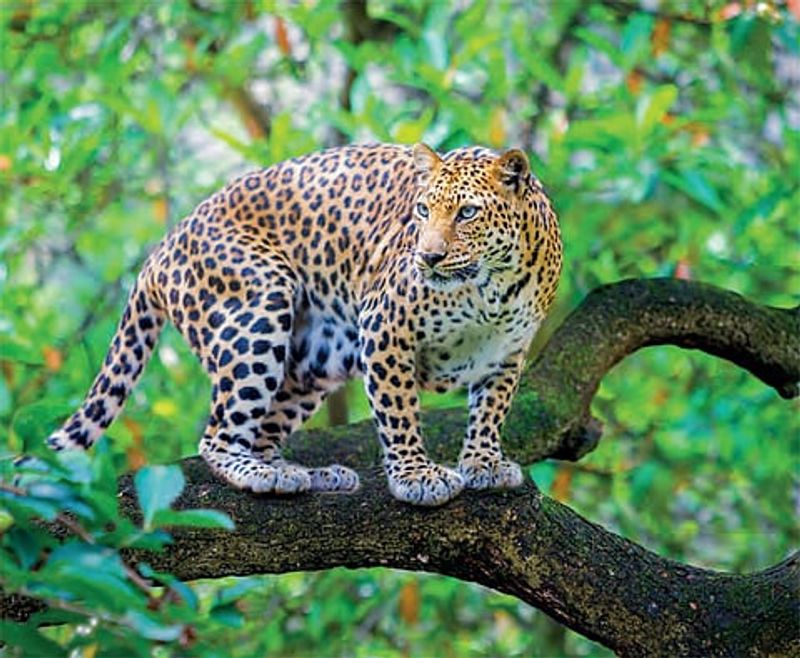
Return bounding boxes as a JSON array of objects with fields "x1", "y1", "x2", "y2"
[
  {"x1": 195, "y1": 281, "x2": 312, "y2": 493},
  {"x1": 178, "y1": 242, "x2": 355, "y2": 494},
  {"x1": 160, "y1": 235, "x2": 307, "y2": 494},
  {"x1": 254, "y1": 375, "x2": 359, "y2": 493}
]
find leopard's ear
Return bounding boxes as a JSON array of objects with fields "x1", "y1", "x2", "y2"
[
  {"x1": 412, "y1": 143, "x2": 441, "y2": 184},
  {"x1": 495, "y1": 149, "x2": 530, "y2": 195}
]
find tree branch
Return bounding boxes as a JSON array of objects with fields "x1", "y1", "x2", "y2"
[
  {"x1": 113, "y1": 460, "x2": 796, "y2": 657},
  {"x1": 502, "y1": 278, "x2": 800, "y2": 462},
  {"x1": 3, "y1": 279, "x2": 798, "y2": 655}
]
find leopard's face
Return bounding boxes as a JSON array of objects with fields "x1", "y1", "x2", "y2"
[{"x1": 411, "y1": 144, "x2": 532, "y2": 288}]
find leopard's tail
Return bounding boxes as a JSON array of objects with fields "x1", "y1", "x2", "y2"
[{"x1": 47, "y1": 265, "x2": 166, "y2": 452}]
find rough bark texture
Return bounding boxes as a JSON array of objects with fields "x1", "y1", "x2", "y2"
[
  {"x1": 108, "y1": 458, "x2": 799, "y2": 658},
  {"x1": 3, "y1": 278, "x2": 799, "y2": 656}
]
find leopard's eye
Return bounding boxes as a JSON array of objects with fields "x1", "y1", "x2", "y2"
[
  {"x1": 457, "y1": 205, "x2": 479, "y2": 221},
  {"x1": 415, "y1": 202, "x2": 429, "y2": 218}
]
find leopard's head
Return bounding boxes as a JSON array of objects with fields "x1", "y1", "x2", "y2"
[{"x1": 411, "y1": 143, "x2": 535, "y2": 288}]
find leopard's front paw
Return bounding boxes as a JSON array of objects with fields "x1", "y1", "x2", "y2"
[
  {"x1": 387, "y1": 462, "x2": 464, "y2": 506},
  {"x1": 458, "y1": 456, "x2": 524, "y2": 490}
]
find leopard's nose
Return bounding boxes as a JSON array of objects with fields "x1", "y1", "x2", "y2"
[{"x1": 417, "y1": 251, "x2": 446, "y2": 268}]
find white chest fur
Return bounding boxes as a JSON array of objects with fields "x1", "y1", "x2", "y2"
[{"x1": 416, "y1": 309, "x2": 535, "y2": 390}]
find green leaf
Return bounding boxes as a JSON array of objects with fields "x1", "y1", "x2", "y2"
[
  {"x1": 528, "y1": 462, "x2": 556, "y2": 493},
  {"x1": 567, "y1": 113, "x2": 634, "y2": 146},
  {"x1": 0, "y1": 507, "x2": 13, "y2": 532},
  {"x1": 0, "y1": 336, "x2": 44, "y2": 365},
  {"x1": 27, "y1": 481, "x2": 78, "y2": 502},
  {"x1": 152, "y1": 508, "x2": 234, "y2": 530},
  {"x1": 7, "y1": 526, "x2": 44, "y2": 569},
  {"x1": 208, "y1": 125, "x2": 264, "y2": 162},
  {"x1": 392, "y1": 107, "x2": 435, "y2": 144},
  {"x1": 122, "y1": 609, "x2": 184, "y2": 641},
  {"x1": 0, "y1": 375, "x2": 12, "y2": 416},
  {"x1": 734, "y1": 185, "x2": 787, "y2": 231},
  {"x1": 91, "y1": 436, "x2": 119, "y2": 497},
  {"x1": 101, "y1": 515, "x2": 172, "y2": 550},
  {"x1": 209, "y1": 601, "x2": 245, "y2": 628},
  {"x1": 630, "y1": 462, "x2": 658, "y2": 502},
  {"x1": 138, "y1": 563, "x2": 199, "y2": 611},
  {"x1": 48, "y1": 541, "x2": 128, "y2": 579},
  {"x1": 573, "y1": 27, "x2": 622, "y2": 66},
  {"x1": 0, "y1": 620, "x2": 67, "y2": 657},
  {"x1": 30, "y1": 609, "x2": 87, "y2": 627},
  {"x1": 213, "y1": 577, "x2": 261, "y2": 607},
  {"x1": 0, "y1": 491, "x2": 60, "y2": 522},
  {"x1": 620, "y1": 13, "x2": 654, "y2": 68},
  {"x1": 83, "y1": 490, "x2": 120, "y2": 526},
  {"x1": 663, "y1": 169, "x2": 725, "y2": 214},
  {"x1": 637, "y1": 85, "x2": 678, "y2": 134},
  {"x1": 134, "y1": 465, "x2": 185, "y2": 529},
  {"x1": 37, "y1": 569, "x2": 141, "y2": 612},
  {"x1": 55, "y1": 449, "x2": 93, "y2": 484}
]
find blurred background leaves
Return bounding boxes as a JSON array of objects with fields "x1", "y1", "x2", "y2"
[{"x1": 1, "y1": 0, "x2": 798, "y2": 656}]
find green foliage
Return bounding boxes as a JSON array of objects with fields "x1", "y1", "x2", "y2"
[
  {"x1": 1, "y1": 442, "x2": 233, "y2": 656},
  {"x1": 1, "y1": 0, "x2": 797, "y2": 656}
]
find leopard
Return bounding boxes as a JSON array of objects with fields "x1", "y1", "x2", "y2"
[{"x1": 46, "y1": 143, "x2": 562, "y2": 506}]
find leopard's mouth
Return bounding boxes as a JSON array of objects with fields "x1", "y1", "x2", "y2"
[
  {"x1": 415, "y1": 261, "x2": 482, "y2": 286},
  {"x1": 425, "y1": 271, "x2": 453, "y2": 286}
]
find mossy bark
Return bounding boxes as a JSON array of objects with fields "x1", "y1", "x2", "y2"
[
  {"x1": 3, "y1": 278, "x2": 798, "y2": 655},
  {"x1": 108, "y1": 458, "x2": 798, "y2": 657}
]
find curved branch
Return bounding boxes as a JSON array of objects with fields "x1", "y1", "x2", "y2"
[
  {"x1": 3, "y1": 454, "x2": 797, "y2": 656},
  {"x1": 502, "y1": 278, "x2": 800, "y2": 462}
]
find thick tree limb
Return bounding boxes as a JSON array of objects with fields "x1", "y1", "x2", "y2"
[
  {"x1": 116, "y1": 460, "x2": 797, "y2": 658},
  {"x1": 502, "y1": 278, "x2": 800, "y2": 462},
  {"x1": 3, "y1": 278, "x2": 798, "y2": 655}
]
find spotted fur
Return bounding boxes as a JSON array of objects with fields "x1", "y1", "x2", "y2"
[{"x1": 47, "y1": 143, "x2": 562, "y2": 506}]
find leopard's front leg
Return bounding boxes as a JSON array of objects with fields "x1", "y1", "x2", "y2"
[
  {"x1": 360, "y1": 313, "x2": 464, "y2": 506},
  {"x1": 458, "y1": 350, "x2": 527, "y2": 490}
]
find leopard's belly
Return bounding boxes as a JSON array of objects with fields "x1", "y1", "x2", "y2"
[{"x1": 288, "y1": 299, "x2": 362, "y2": 390}]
